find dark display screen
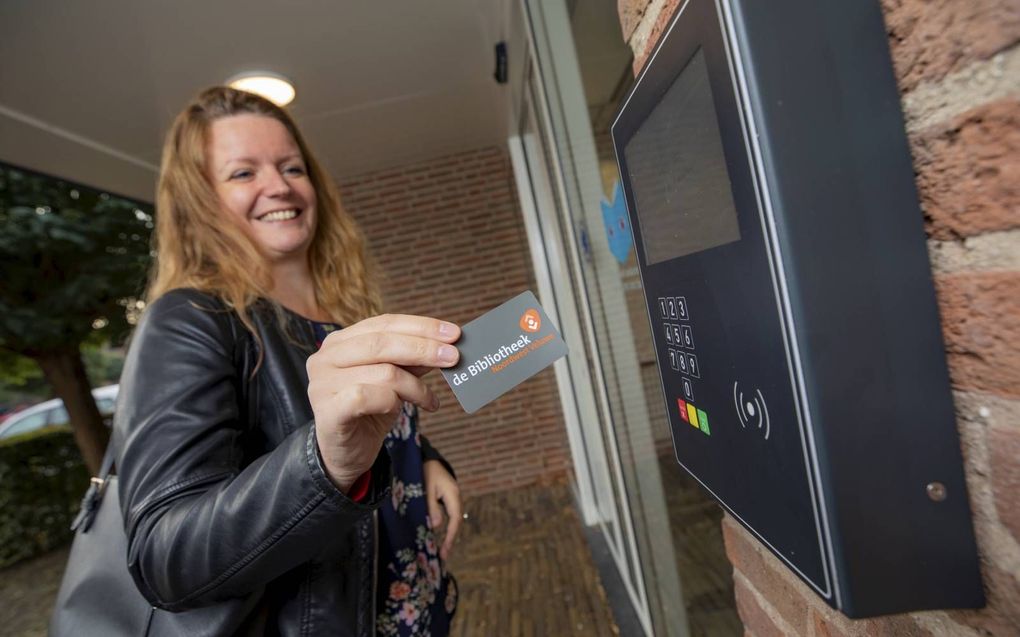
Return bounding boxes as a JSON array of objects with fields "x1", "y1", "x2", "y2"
[{"x1": 624, "y1": 48, "x2": 741, "y2": 265}]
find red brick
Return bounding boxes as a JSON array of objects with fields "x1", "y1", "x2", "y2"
[
  {"x1": 617, "y1": 0, "x2": 652, "y2": 42},
  {"x1": 721, "y1": 516, "x2": 810, "y2": 631},
  {"x1": 935, "y1": 272, "x2": 1020, "y2": 398},
  {"x1": 632, "y1": 0, "x2": 683, "y2": 75},
  {"x1": 880, "y1": 0, "x2": 1020, "y2": 93},
  {"x1": 912, "y1": 99, "x2": 1020, "y2": 240},
  {"x1": 812, "y1": 609, "x2": 849, "y2": 637},
  {"x1": 340, "y1": 147, "x2": 570, "y2": 496},
  {"x1": 859, "y1": 616, "x2": 934, "y2": 637},
  {"x1": 812, "y1": 608, "x2": 933, "y2": 637},
  {"x1": 946, "y1": 562, "x2": 1020, "y2": 635},
  {"x1": 988, "y1": 426, "x2": 1020, "y2": 544},
  {"x1": 733, "y1": 574, "x2": 788, "y2": 637}
]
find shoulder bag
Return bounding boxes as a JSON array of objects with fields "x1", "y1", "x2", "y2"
[{"x1": 49, "y1": 444, "x2": 155, "y2": 636}]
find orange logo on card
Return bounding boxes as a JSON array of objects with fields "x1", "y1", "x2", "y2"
[{"x1": 520, "y1": 309, "x2": 541, "y2": 333}]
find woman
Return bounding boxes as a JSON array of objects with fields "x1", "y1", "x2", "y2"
[{"x1": 113, "y1": 86, "x2": 462, "y2": 635}]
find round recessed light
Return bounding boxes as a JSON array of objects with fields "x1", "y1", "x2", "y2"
[{"x1": 227, "y1": 72, "x2": 296, "y2": 106}]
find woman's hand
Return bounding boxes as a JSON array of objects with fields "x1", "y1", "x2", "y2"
[
  {"x1": 424, "y1": 459, "x2": 463, "y2": 561},
  {"x1": 306, "y1": 314, "x2": 460, "y2": 492}
]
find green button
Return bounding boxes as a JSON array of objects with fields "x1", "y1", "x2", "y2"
[{"x1": 697, "y1": 409, "x2": 710, "y2": 435}]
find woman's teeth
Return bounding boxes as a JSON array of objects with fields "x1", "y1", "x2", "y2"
[{"x1": 260, "y1": 209, "x2": 299, "y2": 222}]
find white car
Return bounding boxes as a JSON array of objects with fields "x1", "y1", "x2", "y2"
[{"x1": 0, "y1": 384, "x2": 119, "y2": 440}]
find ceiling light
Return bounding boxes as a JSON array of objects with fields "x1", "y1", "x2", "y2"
[{"x1": 227, "y1": 72, "x2": 296, "y2": 106}]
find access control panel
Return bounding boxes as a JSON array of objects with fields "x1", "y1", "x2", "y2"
[{"x1": 612, "y1": 0, "x2": 984, "y2": 618}]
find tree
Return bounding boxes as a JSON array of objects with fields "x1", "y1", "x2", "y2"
[{"x1": 0, "y1": 163, "x2": 153, "y2": 474}]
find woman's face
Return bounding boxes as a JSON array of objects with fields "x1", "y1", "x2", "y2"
[{"x1": 207, "y1": 114, "x2": 317, "y2": 264}]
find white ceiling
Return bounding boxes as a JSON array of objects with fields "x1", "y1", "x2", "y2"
[{"x1": 0, "y1": 0, "x2": 512, "y2": 202}]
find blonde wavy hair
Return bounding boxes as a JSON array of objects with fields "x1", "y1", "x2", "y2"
[{"x1": 146, "y1": 86, "x2": 382, "y2": 352}]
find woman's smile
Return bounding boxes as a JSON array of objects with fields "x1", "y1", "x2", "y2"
[{"x1": 255, "y1": 208, "x2": 302, "y2": 222}]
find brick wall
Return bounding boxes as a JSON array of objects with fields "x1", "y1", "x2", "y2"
[
  {"x1": 337, "y1": 146, "x2": 573, "y2": 496},
  {"x1": 618, "y1": 0, "x2": 1019, "y2": 634}
]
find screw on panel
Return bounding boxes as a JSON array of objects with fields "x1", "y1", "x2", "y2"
[{"x1": 926, "y1": 482, "x2": 947, "y2": 502}]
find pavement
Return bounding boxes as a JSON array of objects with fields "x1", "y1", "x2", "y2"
[
  {"x1": 0, "y1": 482, "x2": 618, "y2": 637},
  {"x1": 447, "y1": 482, "x2": 620, "y2": 637}
]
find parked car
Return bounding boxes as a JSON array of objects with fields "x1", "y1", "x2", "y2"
[
  {"x1": 0, "y1": 402, "x2": 33, "y2": 424},
  {"x1": 0, "y1": 384, "x2": 119, "y2": 440}
]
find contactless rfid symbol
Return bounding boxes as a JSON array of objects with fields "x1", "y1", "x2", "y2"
[
  {"x1": 520, "y1": 309, "x2": 541, "y2": 333},
  {"x1": 733, "y1": 381, "x2": 770, "y2": 440}
]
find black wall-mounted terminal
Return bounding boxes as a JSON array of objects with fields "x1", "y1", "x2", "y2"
[
  {"x1": 494, "y1": 41, "x2": 508, "y2": 84},
  {"x1": 611, "y1": 0, "x2": 984, "y2": 618}
]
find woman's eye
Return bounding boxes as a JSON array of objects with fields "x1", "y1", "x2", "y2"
[
  {"x1": 284, "y1": 165, "x2": 306, "y2": 176},
  {"x1": 229, "y1": 170, "x2": 253, "y2": 180}
]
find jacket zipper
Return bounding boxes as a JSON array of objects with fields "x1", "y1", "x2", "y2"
[{"x1": 371, "y1": 510, "x2": 379, "y2": 635}]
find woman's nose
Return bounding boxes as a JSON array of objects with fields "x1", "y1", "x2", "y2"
[{"x1": 262, "y1": 170, "x2": 293, "y2": 197}]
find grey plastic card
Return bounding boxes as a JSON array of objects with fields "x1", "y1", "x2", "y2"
[{"x1": 441, "y1": 290, "x2": 568, "y2": 413}]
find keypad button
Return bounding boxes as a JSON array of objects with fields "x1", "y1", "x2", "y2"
[
  {"x1": 678, "y1": 352, "x2": 690, "y2": 374},
  {"x1": 672, "y1": 324, "x2": 682, "y2": 345},
  {"x1": 682, "y1": 377, "x2": 694, "y2": 401},
  {"x1": 664, "y1": 324, "x2": 674, "y2": 345},
  {"x1": 680, "y1": 325, "x2": 695, "y2": 349},
  {"x1": 686, "y1": 353, "x2": 700, "y2": 378},
  {"x1": 697, "y1": 409, "x2": 710, "y2": 435},
  {"x1": 678, "y1": 399, "x2": 690, "y2": 423},
  {"x1": 668, "y1": 349, "x2": 680, "y2": 371},
  {"x1": 658, "y1": 298, "x2": 668, "y2": 319},
  {"x1": 676, "y1": 296, "x2": 689, "y2": 321},
  {"x1": 667, "y1": 298, "x2": 678, "y2": 320},
  {"x1": 686, "y1": 401, "x2": 699, "y2": 426}
]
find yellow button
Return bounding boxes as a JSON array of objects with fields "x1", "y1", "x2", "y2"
[{"x1": 686, "y1": 403, "x2": 700, "y2": 427}]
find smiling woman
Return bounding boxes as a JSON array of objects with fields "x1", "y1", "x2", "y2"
[{"x1": 52, "y1": 87, "x2": 463, "y2": 637}]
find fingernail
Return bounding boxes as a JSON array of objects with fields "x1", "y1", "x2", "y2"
[
  {"x1": 438, "y1": 322, "x2": 458, "y2": 337},
  {"x1": 438, "y1": 345, "x2": 458, "y2": 363},
  {"x1": 432, "y1": 395, "x2": 441, "y2": 410}
]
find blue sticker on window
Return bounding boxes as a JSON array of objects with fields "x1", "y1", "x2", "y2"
[{"x1": 601, "y1": 180, "x2": 632, "y2": 265}]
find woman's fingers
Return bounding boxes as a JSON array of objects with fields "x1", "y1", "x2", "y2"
[
  {"x1": 424, "y1": 459, "x2": 462, "y2": 561},
  {"x1": 318, "y1": 332, "x2": 460, "y2": 370},
  {"x1": 325, "y1": 314, "x2": 460, "y2": 345},
  {"x1": 364, "y1": 364, "x2": 440, "y2": 411},
  {"x1": 337, "y1": 383, "x2": 404, "y2": 422},
  {"x1": 333, "y1": 365, "x2": 439, "y2": 416},
  {"x1": 427, "y1": 487, "x2": 445, "y2": 537},
  {"x1": 439, "y1": 484, "x2": 463, "y2": 562}
]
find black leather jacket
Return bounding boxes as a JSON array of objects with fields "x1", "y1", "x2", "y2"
[{"x1": 114, "y1": 288, "x2": 439, "y2": 636}]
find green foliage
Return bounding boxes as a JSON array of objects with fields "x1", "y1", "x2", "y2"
[
  {"x1": 82, "y1": 343, "x2": 126, "y2": 387},
  {"x1": 0, "y1": 427, "x2": 88, "y2": 568},
  {"x1": 0, "y1": 350, "x2": 51, "y2": 409},
  {"x1": 0, "y1": 163, "x2": 154, "y2": 356},
  {"x1": 0, "y1": 349, "x2": 44, "y2": 386}
]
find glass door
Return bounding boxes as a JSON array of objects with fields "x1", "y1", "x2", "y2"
[
  {"x1": 515, "y1": 1, "x2": 742, "y2": 635},
  {"x1": 511, "y1": 54, "x2": 658, "y2": 637}
]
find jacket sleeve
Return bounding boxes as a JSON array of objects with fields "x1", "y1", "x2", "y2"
[
  {"x1": 114, "y1": 289, "x2": 390, "y2": 612},
  {"x1": 419, "y1": 434, "x2": 456, "y2": 480}
]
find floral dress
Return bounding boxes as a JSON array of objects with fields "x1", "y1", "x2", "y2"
[{"x1": 310, "y1": 321, "x2": 458, "y2": 636}]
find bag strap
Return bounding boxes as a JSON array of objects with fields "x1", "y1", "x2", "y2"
[
  {"x1": 70, "y1": 441, "x2": 117, "y2": 533},
  {"x1": 97, "y1": 439, "x2": 116, "y2": 479}
]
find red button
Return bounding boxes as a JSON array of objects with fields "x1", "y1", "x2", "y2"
[{"x1": 678, "y1": 398, "x2": 689, "y2": 423}]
